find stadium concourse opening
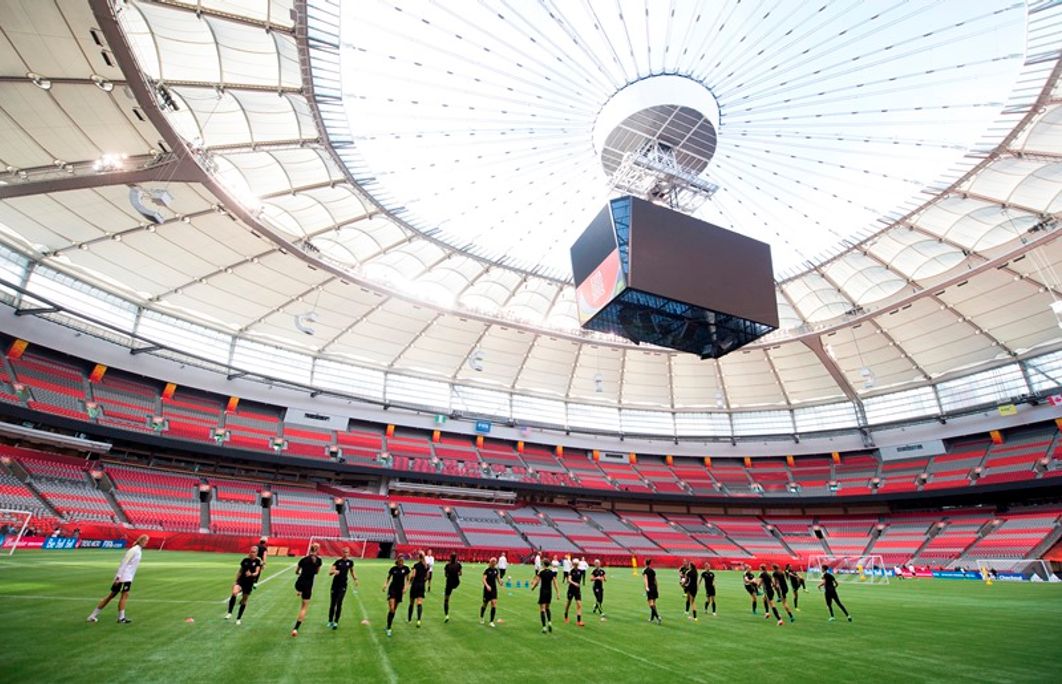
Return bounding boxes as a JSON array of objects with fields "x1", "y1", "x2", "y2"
[{"x1": 0, "y1": 0, "x2": 1061, "y2": 682}]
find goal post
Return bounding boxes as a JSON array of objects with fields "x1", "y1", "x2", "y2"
[
  {"x1": 806, "y1": 554, "x2": 890, "y2": 585},
  {"x1": 308, "y1": 536, "x2": 370, "y2": 559},
  {"x1": 957, "y1": 558, "x2": 1058, "y2": 583},
  {"x1": 0, "y1": 509, "x2": 33, "y2": 557}
]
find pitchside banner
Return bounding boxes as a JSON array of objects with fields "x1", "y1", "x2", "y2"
[
  {"x1": 1, "y1": 535, "x2": 45, "y2": 549},
  {"x1": 878, "y1": 439, "x2": 947, "y2": 461},
  {"x1": 78, "y1": 539, "x2": 127, "y2": 549},
  {"x1": 42, "y1": 536, "x2": 78, "y2": 550}
]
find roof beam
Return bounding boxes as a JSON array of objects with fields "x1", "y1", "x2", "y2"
[
  {"x1": 135, "y1": 0, "x2": 296, "y2": 34},
  {"x1": 938, "y1": 190, "x2": 1049, "y2": 218},
  {"x1": 800, "y1": 336, "x2": 861, "y2": 404},
  {"x1": 761, "y1": 348, "x2": 792, "y2": 408},
  {"x1": 0, "y1": 155, "x2": 200, "y2": 200}
]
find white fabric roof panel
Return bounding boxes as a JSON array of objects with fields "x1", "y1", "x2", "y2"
[
  {"x1": 767, "y1": 343, "x2": 844, "y2": 405},
  {"x1": 718, "y1": 349, "x2": 786, "y2": 408}
]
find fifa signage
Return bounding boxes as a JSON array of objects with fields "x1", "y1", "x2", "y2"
[{"x1": 78, "y1": 539, "x2": 128, "y2": 549}]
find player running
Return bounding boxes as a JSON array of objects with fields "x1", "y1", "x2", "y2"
[
  {"x1": 818, "y1": 565, "x2": 852, "y2": 622},
  {"x1": 757, "y1": 563, "x2": 784, "y2": 626},
  {"x1": 225, "y1": 545, "x2": 262, "y2": 624},
  {"x1": 327, "y1": 547, "x2": 359, "y2": 629},
  {"x1": 256, "y1": 536, "x2": 268, "y2": 585},
  {"x1": 291, "y1": 542, "x2": 322, "y2": 637},
  {"x1": 531, "y1": 559, "x2": 560, "y2": 634},
  {"x1": 407, "y1": 552, "x2": 430, "y2": 627},
  {"x1": 383, "y1": 555, "x2": 411, "y2": 637},
  {"x1": 590, "y1": 559, "x2": 607, "y2": 618},
  {"x1": 644, "y1": 559, "x2": 661, "y2": 624},
  {"x1": 425, "y1": 549, "x2": 435, "y2": 592},
  {"x1": 742, "y1": 564, "x2": 759, "y2": 614},
  {"x1": 772, "y1": 564, "x2": 795, "y2": 622},
  {"x1": 700, "y1": 562, "x2": 717, "y2": 616},
  {"x1": 86, "y1": 534, "x2": 149, "y2": 624},
  {"x1": 683, "y1": 559, "x2": 700, "y2": 621},
  {"x1": 443, "y1": 552, "x2": 462, "y2": 622},
  {"x1": 480, "y1": 557, "x2": 500, "y2": 627},
  {"x1": 785, "y1": 564, "x2": 804, "y2": 610},
  {"x1": 563, "y1": 558, "x2": 585, "y2": 626}
]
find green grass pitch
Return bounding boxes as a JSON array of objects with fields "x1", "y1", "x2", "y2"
[{"x1": 0, "y1": 549, "x2": 1060, "y2": 683}]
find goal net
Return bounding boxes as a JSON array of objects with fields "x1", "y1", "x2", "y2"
[
  {"x1": 307, "y1": 536, "x2": 371, "y2": 559},
  {"x1": 806, "y1": 555, "x2": 889, "y2": 585},
  {"x1": 954, "y1": 558, "x2": 1058, "y2": 583},
  {"x1": 0, "y1": 509, "x2": 33, "y2": 557}
]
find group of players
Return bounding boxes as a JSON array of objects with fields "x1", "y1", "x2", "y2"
[{"x1": 84, "y1": 535, "x2": 852, "y2": 634}]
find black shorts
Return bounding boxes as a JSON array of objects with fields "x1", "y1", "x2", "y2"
[
  {"x1": 110, "y1": 580, "x2": 132, "y2": 594},
  {"x1": 237, "y1": 580, "x2": 255, "y2": 596},
  {"x1": 499, "y1": 568, "x2": 507, "y2": 578},
  {"x1": 295, "y1": 581, "x2": 314, "y2": 600},
  {"x1": 592, "y1": 584, "x2": 604, "y2": 600},
  {"x1": 331, "y1": 584, "x2": 347, "y2": 597},
  {"x1": 825, "y1": 589, "x2": 840, "y2": 602},
  {"x1": 482, "y1": 588, "x2": 498, "y2": 602},
  {"x1": 790, "y1": 582, "x2": 801, "y2": 593},
  {"x1": 777, "y1": 586, "x2": 788, "y2": 599},
  {"x1": 387, "y1": 587, "x2": 404, "y2": 604},
  {"x1": 445, "y1": 581, "x2": 459, "y2": 595},
  {"x1": 686, "y1": 586, "x2": 698, "y2": 598},
  {"x1": 763, "y1": 587, "x2": 775, "y2": 601},
  {"x1": 567, "y1": 586, "x2": 581, "y2": 601},
  {"x1": 646, "y1": 588, "x2": 659, "y2": 601},
  {"x1": 744, "y1": 585, "x2": 757, "y2": 596},
  {"x1": 705, "y1": 587, "x2": 716, "y2": 598},
  {"x1": 538, "y1": 592, "x2": 553, "y2": 605},
  {"x1": 410, "y1": 583, "x2": 426, "y2": 600}
]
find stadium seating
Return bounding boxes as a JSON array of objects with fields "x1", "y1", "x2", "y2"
[
  {"x1": 270, "y1": 487, "x2": 342, "y2": 538},
  {"x1": 32, "y1": 479, "x2": 117, "y2": 522},
  {"x1": 398, "y1": 501, "x2": 466, "y2": 548},
  {"x1": 210, "y1": 500, "x2": 262, "y2": 536},
  {"x1": 343, "y1": 495, "x2": 395, "y2": 540},
  {"x1": 451, "y1": 505, "x2": 528, "y2": 551},
  {"x1": 0, "y1": 473, "x2": 54, "y2": 524}
]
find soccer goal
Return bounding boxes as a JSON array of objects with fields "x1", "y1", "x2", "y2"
[
  {"x1": 956, "y1": 558, "x2": 1058, "y2": 583},
  {"x1": 806, "y1": 555, "x2": 890, "y2": 585},
  {"x1": 0, "y1": 509, "x2": 33, "y2": 557},
  {"x1": 308, "y1": 536, "x2": 371, "y2": 559}
]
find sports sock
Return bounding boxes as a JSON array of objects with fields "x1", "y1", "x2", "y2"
[
  {"x1": 444, "y1": 596, "x2": 450, "y2": 614},
  {"x1": 793, "y1": 593, "x2": 799, "y2": 608},
  {"x1": 490, "y1": 607, "x2": 496, "y2": 622},
  {"x1": 334, "y1": 599, "x2": 342, "y2": 622},
  {"x1": 417, "y1": 604, "x2": 422, "y2": 620},
  {"x1": 786, "y1": 609, "x2": 793, "y2": 619},
  {"x1": 564, "y1": 606, "x2": 570, "y2": 619},
  {"x1": 228, "y1": 596, "x2": 237, "y2": 613},
  {"x1": 540, "y1": 611, "x2": 546, "y2": 626},
  {"x1": 576, "y1": 613, "x2": 581, "y2": 623},
  {"x1": 89, "y1": 608, "x2": 101, "y2": 619},
  {"x1": 407, "y1": 603, "x2": 414, "y2": 621},
  {"x1": 294, "y1": 620, "x2": 302, "y2": 630},
  {"x1": 684, "y1": 597, "x2": 690, "y2": 612},
  {"x1": 480, "y1": 604, "x2": 486, "y2": 618},
  {"x1": 771, "y1": 607, "x2": 780, "y2": 620},
  {"x1": 546, "y1": 607, "x2": 552, "y2": 623},
  {"x1": 692, "y1": 608, "x2": 697, "y2": 619},
  {"x1": 386, "y1": 610, "x2": 395, "y2": 629},
  {"x1": 118, "y1": 610, "x2": 125, "y2": 620},
  {"x1": 237, "y1": 603, "x2": 247, "y2": 620}
]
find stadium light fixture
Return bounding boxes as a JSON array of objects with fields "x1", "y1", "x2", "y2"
[{"x1": 27, "y1": 72, "x2": 51, "y2": 90}]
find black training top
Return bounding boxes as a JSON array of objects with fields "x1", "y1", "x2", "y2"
[
  {"x1": 239, "y1": 557, "x2": 262, "y2": 581},
  {"x1": 538, "y1": 568, "x2": 557, "y2": 597},
  {"x1": 823, "y1": 571, "x2": 838, "y2": 591},
  {"x1": 683, "y1": 566, "x2": 698, "y2": 591},
  {"x1": 591, "y1": 568, "x2": 606, "y2": 584},
  {"x1": 258, "y1": 540, "x2": 268, "y2": 558},
  {"x1": 387, "y1": 564, "x2": 410, "y2": 593},
  {"x1": 411, "y1": 561, "x2": 429, "y2": 586},
  {"x1": 297, "y1": 555, "x2": 322, "y2": 584},
  {"x1": 444, "y1": 560, "x2": 462, "y2": 582},
  {"x1": 482, "y1": 567, "x2": 499, "y2": 590},
  {"x1": 772, "y1": 570, "x2": 786, "y2": 591},
  {"x1": 744, "y1": 570, "x2": 756, "y2": 585},
  {"x1": 643, "y1": 566, "x2": 657, "y2": 590},
  {"x1": 569, "y1": 567, "x2": 584, "y2": 586},
  {"x1": 701, "y1": 570, "x2": 715, "y2": 589},
  {"x1": 758, "y1": 570, "x2": 773, "y2": 591},
  {"x1": 331, "y1": 558, "x2": 354, "y2": 588}
]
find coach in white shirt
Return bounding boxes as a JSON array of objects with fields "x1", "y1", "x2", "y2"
[
  {"x1": 87, "y1": 534, "x2": 150, "y2": 624},
  {"x1": 498, "y1": 552, "x2": 508, "y2": 579}
]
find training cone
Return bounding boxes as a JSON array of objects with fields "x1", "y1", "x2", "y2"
[{"x1": 360, "y1": 619, "x2": 370, "y2": 625}]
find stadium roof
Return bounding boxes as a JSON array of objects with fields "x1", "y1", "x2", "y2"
[{"x1": 0, "y1": 0, "x2": 1060, "y2": 432}]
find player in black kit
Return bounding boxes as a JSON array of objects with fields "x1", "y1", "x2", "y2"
[
  {"x1": 785, "y1": 564, "x2": 804, "y2": 611},
  {"x1": 700, "y1": 562, "x2": 717, "y2": 616},
  {"x1": 407, "y1": 552, "x2": 430, "y2": 627},
  {"x1": 480, "y1": 557, "x2": 500, "y2": 628},
  {"x1": 643, "y1": 559, "x2": 661, "y2": 624},
  {"x1": 682, "y1": 560, "x2": 699, "y2": 622},
  {"x1": 818, "y1": 565, "x2": 852, "y2": 622},
  {"x1": 383, "y1": 556, "x2": 411, "y2": 637},
  {"x1": 590, "y1": 560, "x2": 607, "y2": 618},
  {"x1": 772, "y1": 564, "x2": 795, "y2": 622},
  {"x1": 327, "y1": 547, "x2": 359, "y2": 630},
  {"x1": 757, "y1": 563, "x2": 784, "y2": 626},
  {"x1": 531, "y1": 561, "x2": 560, "y2": 634},
  {"x1": 291, "y1": 543, "x2": 322, "y2": 637},
  {"x1": 563, "y1": 561, "x2": 585, "y2": 626},
  {"x1": 226, "y1": 545, "x2": 262, "y2": 624},
  {"x1": 256, "y1": 537, "x2": 268, "y2": 586},
  {"x1": 442, "y1": 553, "x2": 462, "y2": 622},
  {"x1": 742, "y1": 564, "x2": 759, "y2": 614}
]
